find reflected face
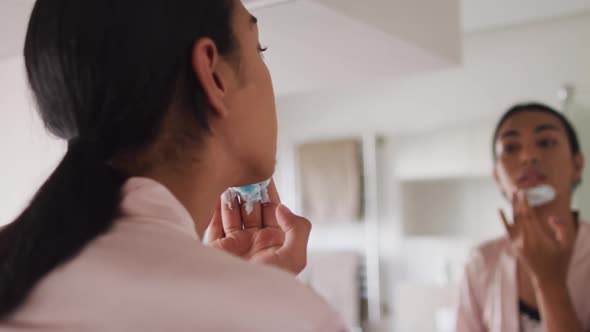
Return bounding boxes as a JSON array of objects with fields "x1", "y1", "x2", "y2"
[{"x1": 493, "y1": 111, "x2": 583, "y2": 201}]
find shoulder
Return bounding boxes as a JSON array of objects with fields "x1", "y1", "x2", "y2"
[
  {"x1": 572, "y1": 220, "x2": 590, "y2": 267},
  {"x1": 162, "y1": 245, "x2": 347, "y2": 331},
  {"x1": 464, "y1": 236, "x2": 511, "y2": 274},
  {"x1": 31, "y1": 233, "x2": 345, "y2": 331},
  {"x1": 577, "y1": 219, "x2": 590, "y2": 242}
]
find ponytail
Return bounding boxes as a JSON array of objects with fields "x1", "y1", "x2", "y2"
[
  {"x1": 0, "y1": 140, "x2": 127, "y2": 317},
  {"x1": 3, "y1": 0, "x2": 236, "y2": 319}
]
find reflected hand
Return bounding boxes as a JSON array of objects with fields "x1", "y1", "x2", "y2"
[{"x1": 500, "y1": 191, "x2": 576, "y2": 286}]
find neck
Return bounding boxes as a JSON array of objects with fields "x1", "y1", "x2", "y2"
[
  {"x1": 130, "y1": 144, "x2": 239, "y2": 239},
  {"x1": 150, "y1": 165, "x2": 226, "y2": 239}
]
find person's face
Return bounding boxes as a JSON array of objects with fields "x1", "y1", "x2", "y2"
[
  {"x1": 193, "y1": 0, "x2": 277, "y2": 186},
  {"x1": 493, "y1": 111, "x2": 584, "y2": 202},
  {"x1": 221, "y1": 1, "x2": 277, "y2": 184}
]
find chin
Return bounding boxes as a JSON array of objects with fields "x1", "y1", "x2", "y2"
[
  {"x1": 233, "y1": 157, "x2": 276, "y2": 187},
  {"x1": 257, "y1": 158, "x2": 276, "y2": 181}
]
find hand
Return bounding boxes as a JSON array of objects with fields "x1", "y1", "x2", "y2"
[
  {"x1": 204, "y1": 180, "x2": 312, "y2": 274},
  {"x1": 500, "y1": 191, "x2": 576, "y2": 286}
]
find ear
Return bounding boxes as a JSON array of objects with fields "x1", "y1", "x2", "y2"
[
  {"x1": 191, "y1": 38, "x2": 232, "y2": 118},
  {"x1": 573, "y1": 153, "x2": 585, "y2": 183}
]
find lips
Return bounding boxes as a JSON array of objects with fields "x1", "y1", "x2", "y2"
[{"x1": 516, "y1": 169, "x2": 547, "y2": 187}]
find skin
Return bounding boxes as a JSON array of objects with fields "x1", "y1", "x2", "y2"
[
  {"x1": 494, "y1": 110, "x2": 585, "y2": 332},
  {"x1": 117, "y1": 1, "x2": 310, "y2": 274}
]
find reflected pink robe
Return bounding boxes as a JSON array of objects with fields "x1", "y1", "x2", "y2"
[{"x1": 456, "y1": 222, "x2": 590, "y2": 332}]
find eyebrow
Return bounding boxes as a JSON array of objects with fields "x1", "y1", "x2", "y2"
[
  {"x1": 500, "y1": 130, "x2": 520, "y2": 139},
  {"x1": 534, "y1": 123, "x2": 561, "y2": 133},
  {"x1": 499, "y1": 123, "x2": 562, "y2": 140}
]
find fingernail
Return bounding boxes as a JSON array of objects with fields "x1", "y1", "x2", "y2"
[{"x1": 222, "y1": 190, "x2": 234, "y2": 209}]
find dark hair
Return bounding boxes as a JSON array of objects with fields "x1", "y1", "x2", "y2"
[
  {"x1": 0, "y1": 0, "x2": 236, "y2": 317},
  {"x1": 492, "y1": 102, "x2": 581, "y2": 161}
]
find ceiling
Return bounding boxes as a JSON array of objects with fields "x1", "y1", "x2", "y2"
[
  {"x1": 1, "y1": 0, "x2": 588, "y2": 96},
  {"x1": 462, "y1": 0, "x2": 590, "y2": 32},
  {"x1": 3, "y1": 0, "x2": 589, "y2": 59},
  {"x1": 249, "y1": 0, "x2": 460, "y2": 95},
  {"x1": 245, "y1": 0, "x2": 590, "y2": 31}
]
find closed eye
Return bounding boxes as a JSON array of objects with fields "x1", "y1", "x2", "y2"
[
  {"x1": 537, "y1": 137, "x2": 559, "y2": 148},
  {"x1": 503, "y1": 142, "x2": 521, "y2": 154},
  {"x1": 257, "y1": 44, "x2": 268, "y2": 59}
]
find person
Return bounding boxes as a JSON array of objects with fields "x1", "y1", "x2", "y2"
[
  {"x1": 0, "y1": 0, "x2": 346, "y2": 331},
  {"x1": 456, "y1": 103, "x2": 590, "y2": 332}
]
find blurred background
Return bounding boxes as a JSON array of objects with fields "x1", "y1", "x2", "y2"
[{"x1": 1, "y1": 0, "x2": 589, "y2": 331}]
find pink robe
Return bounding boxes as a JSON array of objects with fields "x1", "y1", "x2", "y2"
[
  {"x1": 456, "y1": 221, "x2": 590, "y2": 332},
  {"x1": 0, "y1": 178, "x2": 347, "y2": 332}
]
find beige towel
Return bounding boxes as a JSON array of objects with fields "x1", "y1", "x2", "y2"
[{"x1": 297, "y1": 140, "x2": 362, "y2": 224}]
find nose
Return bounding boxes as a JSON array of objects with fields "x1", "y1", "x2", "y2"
[{"x1": 520, "y1": 143, "x2": 540, "y2": 166}]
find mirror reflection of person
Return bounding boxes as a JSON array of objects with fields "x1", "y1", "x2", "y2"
[
  {"x1": 0, "y1": 0, "x2": 346, "y2": 331},
  {"x1": 456, "y1": 103, "x2": 590, "y2": 332}
]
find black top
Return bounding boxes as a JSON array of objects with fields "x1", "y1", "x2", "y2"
[{"x1": 519, "y1": 299, "x2": 541, "y2": 322}]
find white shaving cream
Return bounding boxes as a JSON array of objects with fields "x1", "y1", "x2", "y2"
[{"x1": 526, "y1": 184, "x2": 557, "y2": 207}]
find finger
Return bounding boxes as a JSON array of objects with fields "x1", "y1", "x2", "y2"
[
  {"x1": 274, "y1": 204, "x2": 312, "y2": 274},
  {"x1": 518, "y1": 191, "x2": 536, "y2": 231},
  {"x1": 522, "y1": 191, "x2": 540, "y2": 223},
  {"x1": 499, "y1": 209, "x2": 515, "y2": 239},
  {"x1": 520, "y1": 190, "x2": 533, "y2": 219},
  {"x1": 513, "y1": 191, "x2": 538, "y2": 246},
  {"x1": 511, "y1": 191, "x2": 521, "y2": 227},
  {"x1": 512, "y1": 191, "x2": 527, "y2": 233},
  {"x1": 538, "y1": 214, "x2": 558, "y2": 240},
  {"x1": 262, "y1": 180, "x2": 281, "y2": 228},
  {"x1": 520, "y1": 191, "x2": 551, "y2": 241},
  {"x1": 518, "y1": 190, "x2": 532, "y2": 224},
  {"x1": 266, "y1": 179, "x2": 281, "y2": 204},
  {"x1": 221, "y1": 190, "x2": 242, "y2": 234},
  {"x1": 548, "y1": 216, "x2": 565, "y2": 243},
  {"x1": 241, "y1": 201, "x2": 262, "y2": 229},
  {"x1": 204, "y1": 199, "x2": 225, "y2": 243},
  {"x1": 516, "y1": 191, "x2": 531, "y2": 228},
  {"x1": 549, "y1": 216, "x2": 576, "y2": 250}
]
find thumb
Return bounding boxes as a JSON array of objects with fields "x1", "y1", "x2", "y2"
[
  {"x1": 204, "y1": 199, "x2": 224, "y2": 244},
  {"x1": 275, "y1": 204, "x2": 312, "y2": 273}
]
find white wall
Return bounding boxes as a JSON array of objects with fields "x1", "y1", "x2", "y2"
[
  {"x1": 400, "y1": 177, "x2": 505, "y2": 238},
  {"x1": 570, "y1": 103, "x2": 590, "y2": 217},
  {"x1": 0, "y1": 56, "x2": 65, "y2": 225},
  {"x1": 393, "y1": 121, "x2": 496, "y2": 180}
]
